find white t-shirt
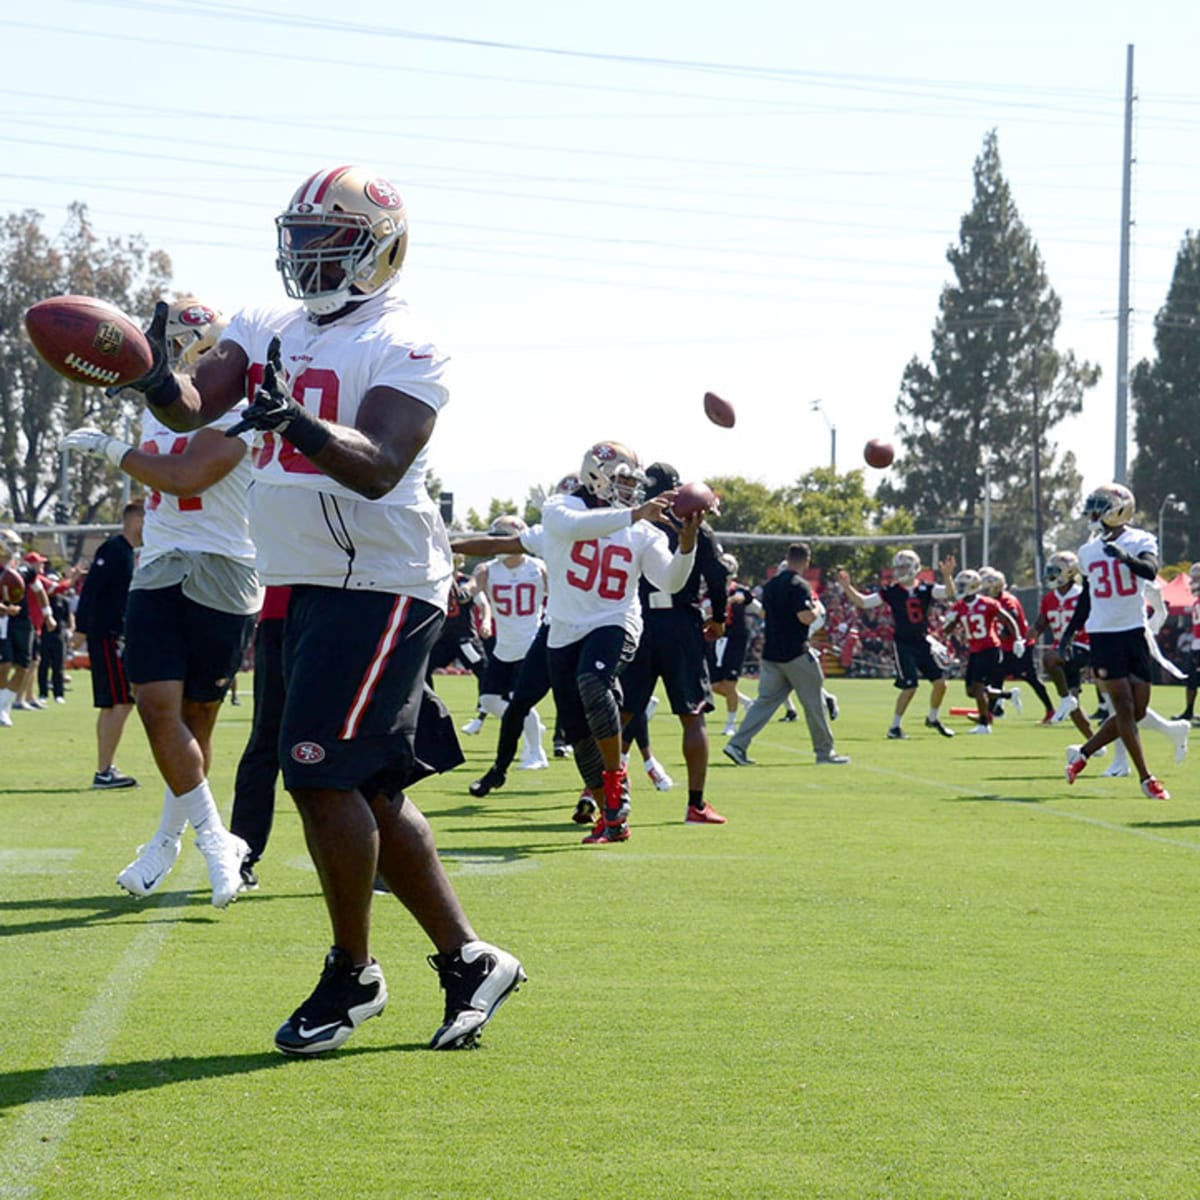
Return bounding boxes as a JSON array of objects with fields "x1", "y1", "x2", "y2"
[
  {"x1": 531, "y1": 494, "x2": 694, "y2": 649},
  {"x1": 483, "y1": 556, "x2": 546, "y2": 662},
  {"x1": 138, "y1": 407, "x2": 257, "y2": 566},
  {"x1": 223, "y1": 290, "x2": 453, "y2": 606},
  {"x1": 1078, "y1": 527, "x2": 1158, "y2": 634}
]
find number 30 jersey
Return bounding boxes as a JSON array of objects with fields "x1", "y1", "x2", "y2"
[
  {"x1": 224, "y1": 292, "x2": 454, "y2": 608},
  {"x1": 1077, "y1": 527, "x2": 1157, "y2": 634},
  {"x1": 531, "y1": 494, "x2": 695, "y2": 649}
]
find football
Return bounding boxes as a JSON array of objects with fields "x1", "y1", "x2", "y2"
[
  {"x1": 0, "y1": 564, "x2": 25, "y2": 606},
  {"x1": 703, "y1": 391, "x2": 736, "y2": 429},
  {"x1": 672, "y1": 480, "x2": 716, "y2": 518},
  {"x1": 24, "y1": 295, "x2": 153, "y2": 388},
  {"x1": 864, "y1": 438, "x2": 895, "y2": 469}
]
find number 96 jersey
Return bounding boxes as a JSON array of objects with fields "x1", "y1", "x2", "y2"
[
  {"x1": 224, "y1": 293, "x2": 454, "y2": 606},
  {"x1": 1078, "y1": 526, "x2": 1157, "y2": 634}
]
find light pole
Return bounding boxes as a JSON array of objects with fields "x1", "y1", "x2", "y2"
[
  {"x1": 811, "y1": 399, "x2": 836, "y2": 472},
  {"x1": 1159, "y1": 493, "x2": 1186, "y2": 562}
]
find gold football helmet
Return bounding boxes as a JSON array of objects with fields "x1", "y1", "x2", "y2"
[
  {"x1": 578, "y1": 441, "x2": 646, "y2": 508},
  {"x1": 1083, "y1": 483, "x2": 1135, "y2": 533},
  {"x1": 1044, "y1": 550, "x2": 1080, "y2": 589},
  {"x1": 978, "y1": 566, "x2": 1006, "y2": 598},
  {"x1": 953, "y1": 569, "x2": 983, "y2": 599},
  {"x1": 165, "y1": 298, "x2": 227, "y2": 371},
  {"x1": 276, "y1": 166, "x2": 408, "y2": 317}
]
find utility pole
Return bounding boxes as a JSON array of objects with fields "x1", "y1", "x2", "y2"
[
  {"x1": 1114, "y1": 43, "x2": 1135, "y2": 484},
  {"x1": 1032, "y1": 349, "x2": 1045, "y2": 585}
]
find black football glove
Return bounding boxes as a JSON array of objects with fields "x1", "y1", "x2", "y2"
[
  {"x1": 106, "y1": 300, "x2": 171, "y2": 399},
  {"x1": 227, "y1": 337, "x2": 331, "y2": 457},
  {"x1": 227, "y1": 337, "x2": 302, "y2": 436}
]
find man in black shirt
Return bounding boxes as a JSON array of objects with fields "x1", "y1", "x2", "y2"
[
  {"x1": 724, "y1": 542, "x2": 848, "y2": 766},
  {"x1": 619, "y1": 462, "x2": 729, "y2": 823},
  {"x1": 74, "y1": 502, "x2": 144, "y2": 788}
]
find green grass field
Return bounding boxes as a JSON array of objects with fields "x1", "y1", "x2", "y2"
[{"x1": 2, "y1": 673, "x2": 1198, "y2": 1199}]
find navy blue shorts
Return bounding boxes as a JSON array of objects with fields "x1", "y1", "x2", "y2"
[
  {"x1": 124, "y1": 584, "x2": 255, "y2": 703},
  {"x1": 279, "y1": 587, "x2": 463, "y2": 796},
  {"x1": 621, "y1": 608, "x2": 713, "y2": 717},
  {"x1": 480, "y1": 654, "x2": 522, "y2": 698},
  {"x1": 1089, "y1": 628, "x2": 1153, "y2": 684}
]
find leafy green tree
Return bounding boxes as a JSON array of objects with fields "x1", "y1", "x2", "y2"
[
  {"x1": 878, "y1": 130, "x2": 1098, "y2": 585},
  {"x1": 0, "y1": 204, "x2": 171, "y2": 526},
  {"x1": 1130, "y1": 231, "x2": 1200, "y2": 563}
]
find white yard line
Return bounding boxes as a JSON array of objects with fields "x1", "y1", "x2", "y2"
[{"x1": 0, "y1": 855, "x2": 203, "y2": 1200}]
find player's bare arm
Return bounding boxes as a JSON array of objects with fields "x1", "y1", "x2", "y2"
[
  {"x1": 115, "y1": 429, "x2": 246, "y2": 497},
  {"x1": 452, "y1": 534, "x2": 523, "y2": 557},
  {"x1": 836, "y1": 570, "x2": 869, "y2": 607},
  {"x1": 1102, "y1": 539, "x2": 1158, "y2": 581}
]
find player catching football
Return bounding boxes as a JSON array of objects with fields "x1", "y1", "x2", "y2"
[{"x1": 116, "y1": 165, "x2": 524, "y2": 1056}]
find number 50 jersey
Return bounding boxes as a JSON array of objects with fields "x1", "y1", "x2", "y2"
[{"x1": 224, "y1": 292, "x2": 454, "y2": 608}]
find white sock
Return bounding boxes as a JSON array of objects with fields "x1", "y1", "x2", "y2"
[
  {"x1": 927, "y1": 708, "x2": 939, "y2": 722},
  {"x1": 1110, "y1": 740, "x2": 1130, "y2": 771},
  {"x1": 522, "y1": 708, "x2": 544, "y2": 758},
  {"x1": 480, "y1": 693, "x2": 508, "y2": 720},
  {"x1": 1139, "y1": 708, "x2": 1171, "y2": 738},
  {"x1": 892, "y1": 714, "x2": 903, "y2": 730},
  {"x1": 0, "y1": 688, "x2": 14, "y2": 715},
  {"x1": 156, "y1": 787, "x2": 188, "y2": 841},
  {"x1": 178, "y1": 780, "x2": 223, "y2": 836}
]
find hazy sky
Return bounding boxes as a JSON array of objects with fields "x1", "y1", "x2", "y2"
[{"x1": 5, "y1": 1, "x2": 1196, "y2": 521}]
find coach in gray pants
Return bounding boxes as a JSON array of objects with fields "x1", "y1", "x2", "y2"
[{"x1": 722, "y1": 542, "x2": 848, "y2": 767}]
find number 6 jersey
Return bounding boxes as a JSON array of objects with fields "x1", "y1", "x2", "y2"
[{"x1": 224, "y1": 292, "x2": 454, "y2": 608}]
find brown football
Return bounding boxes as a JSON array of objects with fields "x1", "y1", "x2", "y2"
[
  {"x1": 703, "y1": 391, "x2": 736, "y2": 429},
  {"x1": 24, "y1": 295, "x2": 153, "y2": 388},
  {"x1": 864, "y1": 438, "x2": 894, "y2": 469},
  {"x1": 0, "y1": 564, "x2": 25, "y2": 606},
  {"x1": 672, "y1": 481, "x2": 716, "y2": 518}
]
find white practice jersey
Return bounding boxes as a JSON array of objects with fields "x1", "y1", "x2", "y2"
[
  {"x1": 531, "y1": 494, "x2": 694, "y2": 649},
  {"x1": 484, "y1": 556, "x2": 545, "y2": 662},
  {"x1": 223, "y1": 291, "x2": 453, "y2": 606},
  {"x1": 1078, "y1": 526, "x2": 1158, "y2": 634},
  {"x1": 138, "y1": 406, "x2": 256, "y2": 566}
]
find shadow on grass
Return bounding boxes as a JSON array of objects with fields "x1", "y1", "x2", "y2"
[
  {"x1": 0, "y1": 1041, "x2": 427, "y2": 1110},
  {"x1": 0, "y1": 887, "x2": 315, "y2": 938},
  {"x1": 1129, "y1": 817, "x2": 1200, "y2": 830}
]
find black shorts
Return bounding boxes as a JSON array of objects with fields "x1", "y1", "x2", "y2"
[
  {"x1": 621, "y1": 608, "x2": 713, "y2": 717},
  {"x1": 547, "y1": 624, "x2": 636, "y2": 745},
  {"x1": 893, "y1": 638, "x2": 944, "y2": 690},
  {"x1": 6, "y1": 618, "x2": 34, "y2": 669},
  {"x1": 965, "y1": 647, "x2": 1002, "y2": 687},
  {"x1": 1187, "y1": 649, "x2": 1200, "y2": 691},
  {"x1": 1089, "y1": 628, "x2": 1154, "y2": 684},
  {"x1": 0, "y1": 625, "x2": 11, "y2": 665},
  {"x1": 1052, "y1": 641, "x2": 1092, "y2": 691},
  {"x1": 279, "y1": 586, "x2": 462, "y2": 795},
  {"x1": 124, "y1": 584, "x2": 256, "y2": 703},
  {"x1": 87, "y1": 634, "x2": 133, "y2": 708},
  {"x1": 427, "y1": 634, "x2": 487, "y2": 680},
  {"x1": 707, "y1": 630, "x2": 747, "y2": 682},
  {"x1": 479, "y1": 654, "x2": 522, "y2": 699}
]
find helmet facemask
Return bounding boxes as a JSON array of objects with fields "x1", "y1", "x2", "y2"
[{"x1": 892, "y1": 550, "x2": 920, "y2": 585}]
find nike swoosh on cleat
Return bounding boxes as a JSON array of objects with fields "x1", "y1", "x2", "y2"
[{"x1": 295, "y1": 1020, "x2": 344, "y2": 1040}]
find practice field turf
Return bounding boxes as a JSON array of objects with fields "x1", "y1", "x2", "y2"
[{"x1": 1, "y1": 674, "x2": 1198, "y2": 1199}]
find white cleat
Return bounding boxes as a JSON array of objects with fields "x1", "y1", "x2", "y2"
[
  {"x1": 722, "y1": 720, "x2": 738, "y2": 738},
  {"x1": 968, "y1": 724, "x2": 992, "y2": 735},
  {"x1": 461, "y1": 716, "x2": 484, "y2": 735},
  {"x1": 1170, "y1": 726, "x2": 1189, "y2": 764},
  {"x1": 518, "y1": 754, "x2": 549, "y2": 771},
  {"x1": 117, "y1": 835, "x2": 182, "y2": 897},
  {"x1": 1101, "y1": 761, "x2": 1131, "y2": 778},
  {"x1": 1008, "y1": 687, "x2": 1023, "y2": 716},
  {"x1": 195, "y1": 830, "x2": 250, "y2": 909},
  {"x1": 645, "y1": 757, "x2": 674, "y2": 791},
  {"x1": 1050, "y1": 695, "x2": 1078, "y2": 724}
]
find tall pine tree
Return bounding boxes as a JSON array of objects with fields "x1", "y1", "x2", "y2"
[
  {"x1": 879, "y1": 131, "x2": 1099, "y2": 581},
  {"x1": 1130, "y1": 232, "x2": 1200, "y2": 565}
]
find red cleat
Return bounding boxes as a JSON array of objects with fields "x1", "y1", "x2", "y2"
[
  {"x1": 1140, "y1": 776, "x2": 1170, "y2": 800},
  {"x1": 685, "y1": 803, "x2": 727, "y2": 825},
  {"x1": 1040, "y1": 711, "x2": 1055, "y2": 726},
  {"x1": 571, "y1": 789, "x2": 598, "y2": 824},
  {"x1": 1065, "y1": 745, "x2": 1088, "y2": 785}
]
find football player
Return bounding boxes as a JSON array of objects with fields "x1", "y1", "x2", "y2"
[
  {"x1": 838, "y1": 549, "x2": 957, "y2": 739},
  {"x1": 940, "y1": 568, "x2": 1021, "y2": 734},
  {"x1": 469, "y1": 514, "x2": 549, "y2": 770},
  {"x1": 1172, "y1": 563, "x2": 1200, "y2": 723},
  {"x1": 61, "y1": 297, "x2": 256, "y2": 908},
  {"x1": 1060, "y1": 483, "x2": 1170, "y2": 798},
  {"x1": 1030, "y1": 550, "x2": 1095, "y2": 737},
  {"x1": 978, "y1": 566, "x2": 1055, "y2": 720},
  {"x1": 707, "y1": 554, "x2": 759, "y2": 738},
  {"x1": 616, "y1": 462, "x2": 729, "y2": 825},
  {"x1": 114, "y1": 165, "x2": 524, "y2": 1054}
]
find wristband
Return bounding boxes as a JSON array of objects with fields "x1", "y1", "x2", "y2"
[
  {"x1": 279, "y1": 407, "x2": 332, "y2": 458},
  {"x1": 42, "y1": 605, "x2": 52, "y2": 619},
  {"x1": 105, "y1": 439, "x2": 132, "y2": 469}
]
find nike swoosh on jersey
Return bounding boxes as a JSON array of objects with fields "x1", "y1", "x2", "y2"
[{"x1": 408, "y1": 351, "x2": 432, "y2": 360}]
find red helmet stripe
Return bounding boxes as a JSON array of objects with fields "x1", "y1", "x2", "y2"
[{"x1": 310, "y1": 165, "x2": 353, "y2": 205}]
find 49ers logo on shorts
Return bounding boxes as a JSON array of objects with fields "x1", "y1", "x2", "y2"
[
  {"x1": 291, "y1": 741, "x2": 326, "y2": 764},
  {"x1": 365, "y1": 177, "x2": 403, "y2": 209}
]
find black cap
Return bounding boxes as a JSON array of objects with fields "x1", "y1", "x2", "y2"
[{"x1": 643, "y1": 461, "x2": 680, "y2": 500}]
